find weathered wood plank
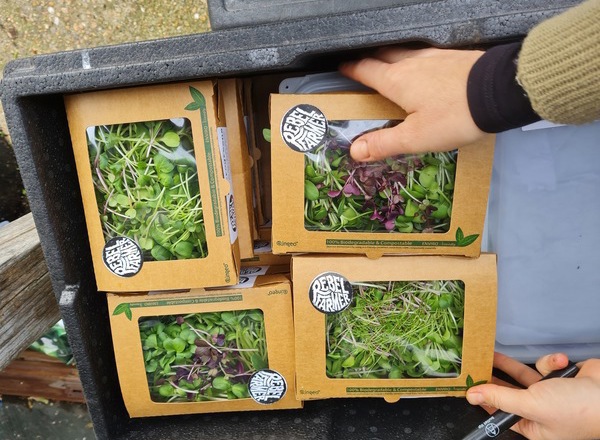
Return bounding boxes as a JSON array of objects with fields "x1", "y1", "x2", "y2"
[
  {"x1": 0, "y1": 349, "x2": 85, "y2": 403},
  {"x1": 0, "y1": 213, "x2": 60, "y2": 371}
]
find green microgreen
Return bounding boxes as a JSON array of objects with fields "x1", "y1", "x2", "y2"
[
  {"x1": 326, "y1": 279, "x2": 465, "y2": 379},
  {"x1": 304, "y1": 120, "x2": 457, "y2": 233},
  {"x1": 139, "y1": 309, "x2": 268, "y2": 403},
  {"x1": 87, "y1": 118, "x2": 208, "y2": 261}
]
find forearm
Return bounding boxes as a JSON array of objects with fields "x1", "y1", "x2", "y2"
[
  {"x1": 517, "y1": 0, "x2": 600, "y2": 125},
  {"x1": 467, "y1": 0, "x2": 600, "y2": 132}
]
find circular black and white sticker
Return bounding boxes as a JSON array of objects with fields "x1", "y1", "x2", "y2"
[
  {"x1": 248, "y1": 369, "x2": 287, "y2": 405},
  {"x1": 102, "y1": 236, "x2": 143, "y2": 277},
  {"x1": 309, "y1": 272, "x2": 353, "y2": 314},
  {"x1": 253, "y1": 240, "x2": 269, "y2": 251},
  {"x1": 280, "y1": 104, "x2": 328, "y2": 153},
  {"x1": 241, "y1": 266, "x2": 262, "y2": 276},
  {"x1": 228, "y1": 193, "x2": 237, "y2": 233}
]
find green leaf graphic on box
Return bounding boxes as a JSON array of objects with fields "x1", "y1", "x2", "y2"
[
  {"x1": 466, "y1": 374, "x2": 474, "y2": 388},
  {"x1": 113, "y1": 303, "x2": 132, "y2": 321},
  {"x1": 185, "y1": 86, "x2": 206, "y2": 111},
  {"x1": 455, "y1": 228, "x2": 479, "y2": 247},
  {"x1": 466, "y1": 375, "x2": 487, "y2": 389}
]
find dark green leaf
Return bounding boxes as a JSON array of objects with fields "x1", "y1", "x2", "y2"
[
  {"x1": 144, "y1": 334, "x2": 158, "y2": 349},
  {"x1": 159, "y1": 384, "x2": 174, "y2": 397},
  {"x1": 113, "y1": 303, "x2": 132, "y2": 321},
  {"x1": 220, "y1": 312, "x2": 237, "y2": 326},
  {"x1": 115, "y1": 194, "x2": 131, "y2": 207},
  {"x1": 161, "y1": 132, "x2": 180, "y2": 148},
  {"x1": 251, "y1": 353, "x2": 268, "y2": 370},
  {"x1": 342, "y1": 356, "x2": 355, "y2": 368},
  {"x1": 185, "y1": 102, "x2": 201, "y2": 111},
  {"x1": 231, "y1": 383, "x2": 248, "y2": 398},
  {"x1": 189, "y1": 86, "x2": 206, "y2": 106},
  {"x1": 457, "y1": 233, "x2": 479, "y2": 247},
  {"x1": 151, "y1": 244, "x2": 172, "y2": 261},
  {"x1": 171, "y1": 337, "x2": 186, "y2": 353},
  {"x1": 174, "y1": 241, "x2": 194, "y2": 258},
  {"x1": 304, "y1": 180, "x2": 320, "y2": 201},
  {"x1": 154, "y1": 154, "x2": 175, "y2": 174},
  {"x1": 145, "y1": 359, "x2": 158, "y2": 373},
  {"x1": 212, "y1": 376, "x2": 230, "y2": 391},
  {"x1": 138, "y1": 237, "x2": 154, "y2": 251},
  {"x1": 466, "y1": 375, "x2": 474, "y2": 388},
  {"x1": 262, "y1": 128, "x2": 271, "y2": 143}
]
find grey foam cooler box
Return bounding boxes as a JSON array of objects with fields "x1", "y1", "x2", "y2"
[{"x1": 1, "y1": 1, "x2": 579, "y2": 438}]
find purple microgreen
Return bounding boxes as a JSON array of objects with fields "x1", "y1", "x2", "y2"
[
  {"x1": 304, "y1": 120, "x2": 457, "y2": 233},
  {"x1": 139, "y1": 310, "x2": 267, "y2": 403}
]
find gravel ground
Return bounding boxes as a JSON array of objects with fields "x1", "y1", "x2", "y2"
[{"x1": 0, "y1": 0, "x2": 211, "y2": 137}]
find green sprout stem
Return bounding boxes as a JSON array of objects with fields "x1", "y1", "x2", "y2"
[
  {"x1": 88, "y1": 119, "x2": 208, "y2": 261},
  {"x1": 326, "y1": 279, "x2": 465, "y2": 379}
]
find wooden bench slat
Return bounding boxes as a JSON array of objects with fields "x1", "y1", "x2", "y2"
[{"x1": 0, "y1": 213, "x2": 61, "y2": 371}]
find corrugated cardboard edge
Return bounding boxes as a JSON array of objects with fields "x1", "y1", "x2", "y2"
[{"x1": 220, "y1": 79, "x2": 256, "y2": 260}]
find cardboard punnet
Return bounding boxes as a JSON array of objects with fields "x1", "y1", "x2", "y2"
[
  {"x1": 292, "y1": 253, "x2": 497, "y2": 401},
  {"x1": 107, "y1": 273, "x2": 301, "y2": 417},
  {"x1": 65, "y1": 81, "x2": 240, "y2": 291},
  {"x1": 240, "y1": 240, "x2": 292, "y2": 268},
  {"x1": 242, "y1": 77, "x2": 267, "y2": 228},
  {"x1": 270, "y1": 93, "x2": 495, "y2": 257},
  {"x1": 220, "y1": 79, "x2": 257, "y2": 259},
  {"x1": 244, "y1": 73, "x2": 301, "y2": 228}
]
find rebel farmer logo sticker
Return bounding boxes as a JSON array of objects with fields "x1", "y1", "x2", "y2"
[
  {"x1": 309, "y1": 272, "x2": 353, "y2": 314},
  {"x1": 281, "y1": 104, "x2": 328, "y2": 152},
  {"x1": 102, "y1": 236, "x2": 143, "y2": 277},
  {"x1": 248, "y1": 369, "x2": 287, "y2": 404}
]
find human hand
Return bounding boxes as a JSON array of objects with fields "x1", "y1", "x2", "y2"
[
  {"x1": 466, "y1": 352, "x2": 600, "y2": 440},
  {"x1": 339, "y1": 47, "x2": 487, "y2": 161}
]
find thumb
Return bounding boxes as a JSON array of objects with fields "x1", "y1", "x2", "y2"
[
  {"x1": 466, "y1": 384, "x2": 536, "y2": 419},
  {"x1": 535, "y1": 353, "x2": 569, "y2": 377},
  {"x1": 349, "y1": 116, "x2": 423, "y2": 162}
]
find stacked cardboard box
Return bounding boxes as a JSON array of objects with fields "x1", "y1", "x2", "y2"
[
  {"x1": 269, "y1": 91, "x2": 498, "y2": 401},
  {"x1": 64, "y1": 74, "x2": 498, "y2": 415},
  {"x1": 65, "y1": 80, "x2": 301, "y2": 417}
]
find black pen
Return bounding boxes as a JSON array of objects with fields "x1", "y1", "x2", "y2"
[{"x1": 461, "y1": 361, "x2": 580, "y2": 440}]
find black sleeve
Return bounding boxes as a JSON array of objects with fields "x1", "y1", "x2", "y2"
[{"x1": 467, "y1": 42, "x2": 541, "y2": 133}]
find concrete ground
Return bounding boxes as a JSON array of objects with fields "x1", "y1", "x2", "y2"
[
  {"x1": 0, "y1": 2, "x2": 211, "y2": 438},
  {"x1": 0, "y1": 0, "x2": 211, "y2": 137}
]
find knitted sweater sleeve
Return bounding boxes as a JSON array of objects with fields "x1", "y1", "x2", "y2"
[
  {"x1": 467, "y1": 0, "x2": 600, "y2": 132},
  {"x1": 517, "y1": 0, "x2": 600, "y2": 125}
]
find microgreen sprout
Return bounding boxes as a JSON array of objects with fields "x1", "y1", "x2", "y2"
[
  {"x1": 304, "y1": 120, "x2": 457, "y2": 233},
  {"x1": 326, "y1": 279, "x2": 465, "y2": 379},
  {"x1": 87, "y1": 118, "x2": 208, "y2": 261},
  {"x1": 139, "y1": 309, "x2": 268, "y2": 403}
]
